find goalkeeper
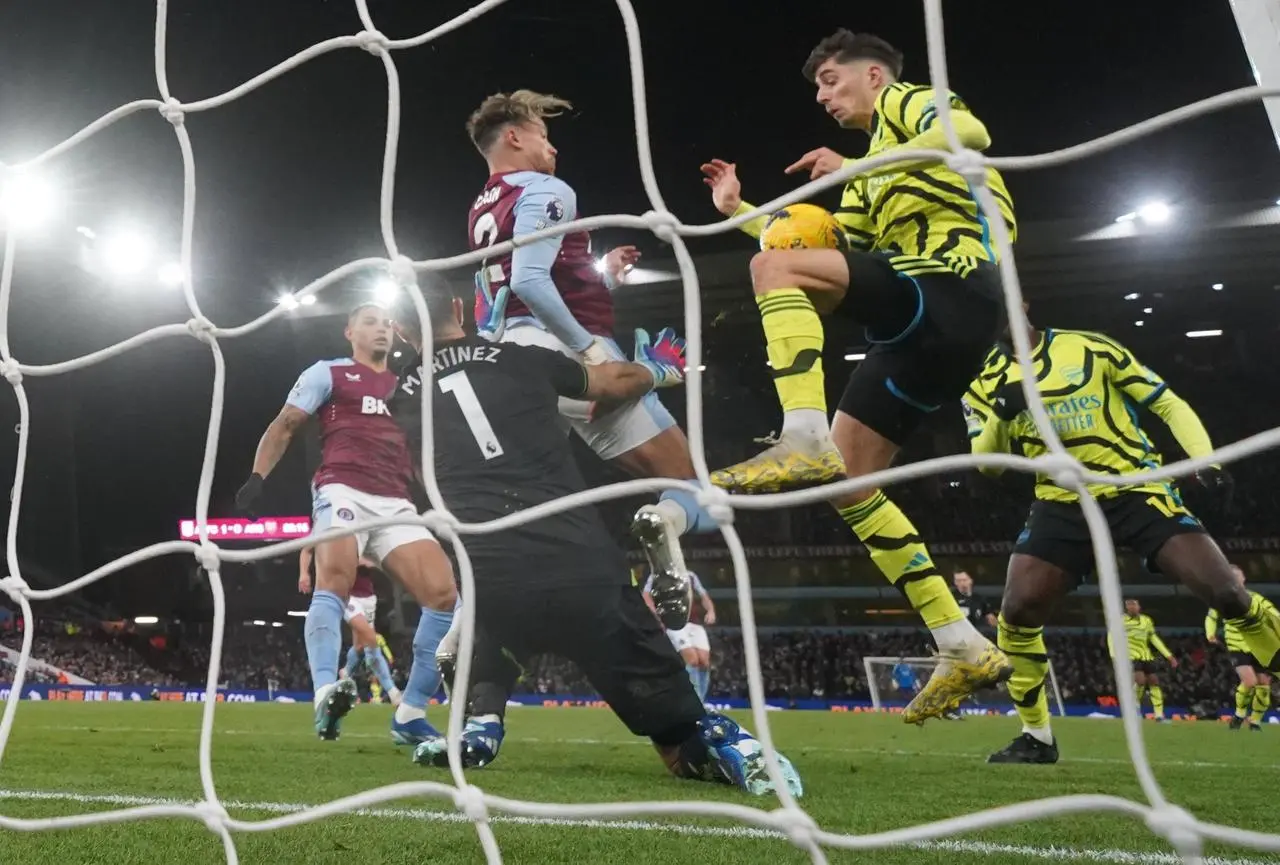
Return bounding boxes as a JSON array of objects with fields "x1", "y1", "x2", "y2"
[{"x1": 965, "y1": 317, "x2": 1280, "y2": 764}]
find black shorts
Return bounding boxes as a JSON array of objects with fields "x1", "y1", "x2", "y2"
[
  {"x1": 1230, "y1": 651, "x2": 1267, "y2": 675},
  {"x1": 1012, "y1": 491, "x2": 1206, "y2": 581},
  {"x1": 469, "y1": 579, "x2": 704, "y2": 738},
  {"x1": 834, "y1": 250, "x2": 1005, "y2": 446},
  {"x1": 1132, "y1": 660, "x2": 1161, "y2": 675}
]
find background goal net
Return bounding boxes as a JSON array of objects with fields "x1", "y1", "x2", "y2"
[{"x1": 863, "y1": 656, "x2": 1066, "y2": 718}]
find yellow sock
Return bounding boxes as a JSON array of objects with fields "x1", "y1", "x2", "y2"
[
  {"x1": 1229, "y1": 595, "x2": 1280, "y2": 671},
  {"x1": 370, "y1": 678, "x2": 382, "y2": 703},
  {"x1": 997, "y1": 616, "x2": 1051, "y2": 738},
  {"x1": 1251, "y1": 684, "x2": 1271, "y2": 724},
  {"x1": 1134, "y1": 683, "x2": 1147, "y2": 712},
  {"x1": 756, "y1": 289, "x2": 826, "y2": 414},
  {"x1": 1149, "y1": 685, "x2": 1165, "y2": 718},
  {"x1": 838, "y1": 492, "x2": 963, "y2": 632},
  {"x1": 1236, "y1": 683, "x2": 1252, "y2": 718}
]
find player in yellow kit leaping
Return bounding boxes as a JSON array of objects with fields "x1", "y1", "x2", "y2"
[{"x1": 700, "y1": 29, "x2": 1016, "y2": 724}]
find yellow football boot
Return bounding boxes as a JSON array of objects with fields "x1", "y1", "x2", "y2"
[
  {"x1": 903, "y1": 643, "x2": 1013, "y2": 725},
  {"x1": 710, "y1": 431, "x2": 845, "y2": 493}
]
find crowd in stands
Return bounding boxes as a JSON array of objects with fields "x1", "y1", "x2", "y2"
[
  {"x1": 515, "y1": 630, "x2": 1249, "y2": 711},
  {"x1": 0, "y1": 613, "x2": 1252, "y2": 713},
  {"x1": 0, "y1": 619, "x2": 184, "y2": 686}
]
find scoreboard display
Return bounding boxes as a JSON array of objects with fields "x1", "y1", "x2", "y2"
[{"x1": 177, "y1": 516, "x2": 310, "y2": 542}]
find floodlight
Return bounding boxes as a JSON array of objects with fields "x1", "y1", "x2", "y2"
[
  {"x1": 157, "y1": 261, "x2": 185, "y2": 287},
  {"x1": 101, "y1": 229, "x2": 153, "y2": 278},
  {"x1": 0, "y1": 170, "x2": 55, "y2": 231},
  {"x1": 372, "y1": 277, "x2": 399, "y2": 305},
  {"x1": 1136, "y1": 201, "x2": 1171, "y2": 224}
]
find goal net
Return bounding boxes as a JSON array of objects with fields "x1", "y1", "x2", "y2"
[
  {"x1": 863, "y1": 656, "x2": 1065, "y2": 717},
  {"x1": 0, "y1": 0, "x2": 1278, "y2": 862}
]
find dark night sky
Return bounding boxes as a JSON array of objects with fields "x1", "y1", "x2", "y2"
[{"x1": 0, "y1": 0, "x2": 1277, "y2": 597}]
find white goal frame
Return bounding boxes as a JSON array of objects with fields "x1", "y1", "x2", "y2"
[
  {"x1": 0, "y1": 0, "x2": 1278, "y2": 862},
  {"x1": 863, "y1": 656, "x2": 1066, "y2": 717}
]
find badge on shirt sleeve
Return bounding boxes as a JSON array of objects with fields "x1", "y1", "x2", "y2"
[{"x1": 545, "y1": 198, "x2": 565, "y2": 222}]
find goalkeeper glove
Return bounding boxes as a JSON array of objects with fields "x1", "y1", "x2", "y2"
[
  {"x1": 633, "y1": 327, "x2": 686, "y2": 390},
  {"x1": 473, "y1": 270, "x2": 511, "y2": 342},
  {"x1": 234, "y1": 473, "x2": 265, "y2": 516},
  {"x1": 1194, "y1": 466, "x2": 1234, "y2": 510}
]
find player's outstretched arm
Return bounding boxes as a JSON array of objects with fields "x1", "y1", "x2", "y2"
[
  {"x1": 249, "y1": 404, "x2": 310, "y2": 479},
  {"x1": 582, "y1": 362, "x2": 669, "y2": 403},
  {"x1": 1205, "y1": 608, "x2": 1220, "y2": 644},
  {"x1": 1104, "y1": 340, "x2": 1232, "y2": 497},
  {"x1": 1149, "y1": 622, "x2": 1176, "y2": 666},
  {"x1": 509, "y1": 175, "x2": 598, "y2": 354},
  {"x1": 528, "y1": 327, "x2": 684, "y2": 406},
  {"x1": 700, "y1": 159, "x2": 768, "y2": 239},
  {"x1": 235, "y1": 362, "x2": 329, "y2": 512}
]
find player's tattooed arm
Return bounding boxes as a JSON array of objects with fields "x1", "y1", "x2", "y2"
[
  {"x1": 234, "y1": 404, "x2": 310, "y2": 513},
  {"x1": 236, "y1": 360, "x2": 331, "y2": 512},
  {"x1": 251, "y1": 404, "x2": 310, "y2": 479}
]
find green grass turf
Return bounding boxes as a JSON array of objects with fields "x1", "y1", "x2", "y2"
[{"x1": 0, "y1": 702, "x2": 1276, "y2": 864}]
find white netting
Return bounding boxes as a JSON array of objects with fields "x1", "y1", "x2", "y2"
[{"x1": 1, "y1": 0, "x2": 1279, "y2": 862}]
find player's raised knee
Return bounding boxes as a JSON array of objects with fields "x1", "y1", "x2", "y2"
[
  {"x1": 748, "y1": 249, "x2": 792, "y2": 294},
  {"x1": 1207, "y1": 579, "x2": 1251, "y2": 619}
]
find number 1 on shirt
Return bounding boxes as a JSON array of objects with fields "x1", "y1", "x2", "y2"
[{"x1": 439, "y1": 370, "x2": 505, "y2": 460}]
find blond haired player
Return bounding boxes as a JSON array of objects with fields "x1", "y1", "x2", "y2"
[{"x1": 462, "y1": 88, "x2": 718, "y2": 637}]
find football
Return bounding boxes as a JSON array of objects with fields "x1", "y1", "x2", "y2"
[{"x1": 759, "y1": 203, "x2": 848, "y2": 252}]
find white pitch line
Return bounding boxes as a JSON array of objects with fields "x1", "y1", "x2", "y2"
[
  {"x1": 0, "y1": 788, "x2": 1272, "y2": 865},
  {"x1": 35, "y1": 725, "x2": 1277, "y2": 770}
]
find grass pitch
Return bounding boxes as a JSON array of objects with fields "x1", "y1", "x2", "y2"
[{"x1": 0, "y1": 702, "x2": 1276, "y2": 864}]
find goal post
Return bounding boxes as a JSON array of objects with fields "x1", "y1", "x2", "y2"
[{"x1": 863, "y1": 656, "x2": 1066, "y2": 717}]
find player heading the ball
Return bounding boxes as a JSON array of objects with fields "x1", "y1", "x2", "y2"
[
  {"x1": 462, "y1": 88, "x2": 723, "y2": 635},
  {"x1": 235, "y1": 303, "x2": 456, "y2": 745},
  {"x1": 701, "y1": 30, "x2": 1017, "y2": 723}
]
